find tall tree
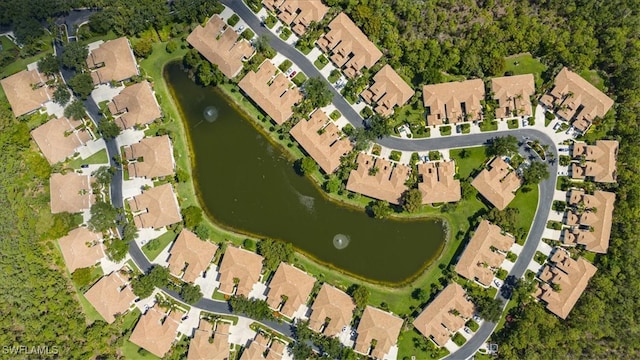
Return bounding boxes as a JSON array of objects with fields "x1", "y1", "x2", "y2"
[
  {"x1": 61, "y1": 42, "x2": 89, "y2": 71},
  {"x1": 304, "y1": 77, "x2": 333, "y2": 108}
]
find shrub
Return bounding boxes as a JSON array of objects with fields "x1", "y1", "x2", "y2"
[
  {"x1": 278, "y1": 59, "x2": 292, "y2": 72},
  {"x1": 227, "y1": 14, "x2": 240, "y2": 27}
]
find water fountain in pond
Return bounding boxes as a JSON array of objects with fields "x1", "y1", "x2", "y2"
[
  {"x1": 203, "y1": 106, "x2": 219, "y2": 122},
  {"x1": 333, "y1": 234, "x2": 350, "y2": 250}
]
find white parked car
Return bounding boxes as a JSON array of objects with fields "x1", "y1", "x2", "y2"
[
  {"x1": 238, "y1": 25, "x2": 245, "y2": 32},
  {"x1": 494, "y1": 279, "x2": 503, "y2": 288}
]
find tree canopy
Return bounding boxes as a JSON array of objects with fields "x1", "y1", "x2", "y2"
[
  {"x1": 256, "y1": 238, "x2": 294, "y2": 271},
  {"x1": 61, "y1": 42, "x2": 89, "y2": 71},
  {"x1": 68, "y1": 73, "x2": 94, "y2": 100},
  {"x1": 88, "y1": 201, "x2": 118, "y2": 233},
  {"x1": 523, "y1": 161, "x2": 550, "y2": 185},
  {"x1": 489, "y1": 135, "x2": 519, "y2": 157},
  {"x1": 304, "y1": 77, "x2": 333, "y2": 108}
]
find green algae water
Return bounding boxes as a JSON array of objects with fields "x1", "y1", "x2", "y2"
[{"x1": 166, "y1": 62, "x2": 445, "y2": 283}]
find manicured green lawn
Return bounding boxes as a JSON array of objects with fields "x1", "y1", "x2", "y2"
[
  {"x1": 292, "y1": 72, "x2": 307, "y2": 86},
  {"x1": 507, "y1": 119, "x2": 519, "y2": 129},
  {"x1": 0, "y1": 35, "x2": 16, "y2": 52},
  {"x1": 390, "y1": 101, "x2": 425, "y2": 129},
  {"x1": 450, "y1": 146, "x2": 487, "y2": 179},
  {"x1": 67, "y1": 149, "x2": 109, "y2": 169},
  {"x1": 314, "y1": 54, "x2": 328, "y2": 69},
  {"x1": 397, "y1": 329, "x2": 450, "y2": 360},
  {"x1": 121, "y1": 340, "x2": 160, "y2": 360},
  {"x1": 452, "y1": 332, "x2": 466, "y2": 346},
  {"x1": 440, "y1": 125, "x2": 451, "y2": 136},
  {"x1": 578, "y1": 69, "x2": 606, "y2": 92},
  {"x1": 479, "y1": 120, "x2": 498, "y2": 132},
  {"x1": 503, "y1": 53, "x2": 547, "y2": 87},
  {"x1": 142, "y1": 229, "x2": 177, "y2": 260},
  {"x1": 509, "y1": 185, "x2": 539, "y2": 238}
]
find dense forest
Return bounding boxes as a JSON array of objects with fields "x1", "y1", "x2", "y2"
[{"x1": 1, "y1": 0, "x2": 639, "y2": 358}]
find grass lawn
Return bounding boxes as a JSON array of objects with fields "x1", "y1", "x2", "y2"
[
  {"x1": 440, "y1": 72, "x2": 466, "y2": 82},
  {"x1": 279, "y1": 27, "x2": 292, "y2": 41},
  {"x1": 390, "y1": 102, "x2": 424, "y2": 129},
  {"x1": 466, "y1": 319, "x2": 479, "y2": 332},
  {"x1": 0, "y1": 50, "x2": 52, "y2": 79},
  {"x1": 0, "y1": 35, "x2": 17, "y2": 52},
  {"x1": 314, "y1": 54, "x2": 329, "y2": 70},
  {"x1": 292, "y1": 72, "x2": 307, "y2": 87},
  {"x1": 440, "y1": 125, "x2": 451, "y2": 136},
  {"x1": 66, "y1": 149, "x2": 109, "y2": 169},
  {"x1": 479, "y1": 120, "x2": 498, "y2": 132},
  {"x1": 450, "y1": 146, "x2": 487, "y2": 179},
  {"x1": 121, "y1": 340, "x2": 160, "y2": 360},
  {"x1": 581, "y1": 251, "x2": 597, "y2": 263},
  {"x1": 328, "y1": 70, "x2": 341, "y2": 83},
  {"x1": 452, "y1": 332, "x2": 466, "y2": 346},
  {"x1": 397, "y1": 329, "x2": 450, "y2": 360},
  {"x1": 507, "y1": 119, "x2": 519, "y2": 129},
  {"x1": 508, "y1": 185, "x2": 539, "y2": 239},
  {"x1": 504, "y1": 53, "x2": 547, "y2": 87},
  {"x1": 578, "y1": 69, "x2": 606, "y2": 92},
  {"x1": 142, "y1": 229, "x2": 177, "y2": 260}
]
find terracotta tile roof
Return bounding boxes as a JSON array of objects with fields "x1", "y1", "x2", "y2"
[
  {"x1": 354, "y1": 306, "x2": 403, "y2": 359},
  {"x1": 491, "y1": 74, "x2": 535, "y2": 118},
  {"x1": 418, "y1": 161, "x2": 461, "y2": 204},
  {"x1": 0, "y1": 69, "x2": 52, "y2": 117},
  {"x1": 455, "y1": 220, "x2": 515, "y2": 286},
  {"x1": 109, "y1": 81, "x2": 162, "y2": 129},
  {"x1": 274, "y1": 0, "x2": 329, "y2": 36},
  {"x1": 537, "y1": 249, "x2": 597, "y2": 319},
  {"x1": 539, "y1": 68, "x2": 613, "y2": 132},
  {"x1": 289, "y1": 109, "x2": 353, "y2": 174},
  {"x1": 31, "y1": 116, "x2": 90, "y2": 164},
  {"x1": 187, "y1": 15, "x2": 255, "y2": 79},
  {"x1": 471, "y1": 157, "x2": 521, "y2": 210},
  {"x1": 50, "y1": 172, "x2": 94, "y2": 214},
  {"x1": 265, "y1": 340, "x2": 286, "y2": 360},
  {"x1": 317, "y1": 13, "x2": 383, "y2": 78},
  {"x1": 129, "y1": 306, "x2": 183, "y2": 358},
  {"x1": 188, "y1": 320, "x2": 231, "y2": 360},
  {"x1": 218, "y1": 246, "x2": 264, "y2": 296},
  {"x1": 309, "y1": 284, "x2": 356, "y2": 337},
  {"x1": 238, "y1": 61, "x2": 302, "y2": 125},
  {"x1": 423, "y1": 79, "x2": 485, "y2": 125},
  {"x1": 361, "y1": 65, "x2": 414, "y2": 116},
  {"x1": 262, "y1": 0, "x2": 284, "y2": 12},
  {"x1": 240, "y1": 333, "x2": 270, "y2": 360},
  {"x1": 58, "y1": 227, "x2": 104, "y2": 273},
  {"x1": 84, "y1": 270, "x2": 135, "y2": 323},
  {"x1": 128, "y1": 183, "x2": 182, "y2": 229},
  {"x1": 86, "y1": 37, "x2": 139, "y2": 84},
  {"x1": 266, "y1": 263, "x2": 316, "y2": 318},
  {"x1": 168, "y1": 229, "x2": 218, "y2": 283},
  {"x1": 571, "y1": 140, "x2": 618, "y2": 183},
  {"x1": 125, "y1": 135, "x2": 175, "y2": 179},
  {"x1": 346, "y1": 153, "x2": 410, "y2": 205},
  {"x1": 563, "y1": 190, "x2": 615, "y2": 253},
  {"x1": 413, "y1": 283, "x2": 475, "y2": 347}
]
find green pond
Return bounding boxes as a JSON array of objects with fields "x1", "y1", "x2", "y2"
[{"x1": 166, "y1": 62, "x2": 446, "y2": 283}]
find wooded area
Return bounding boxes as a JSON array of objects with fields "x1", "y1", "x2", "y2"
[{"x1": 0, "y1": 0, "x2": 639, "y2": 358}]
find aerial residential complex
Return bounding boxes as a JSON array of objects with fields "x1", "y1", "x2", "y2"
[
  {"x1": 540, "y1": 67, "x2": 614, "y2": 133},
  {"x1": 413, "y1": 283, "x2": 475, "y2": 347},
  {"x1": 471, "y1": 157, "x2": 522, "y2": 210},
  {"x1": 423, "y1": 79, "x2": 486, "y2": 125},
  {"x1": 186, "y1": 14, "x2": 255, "y2": 79},
  {"x1": 238, "y1": 60, "x2": 302, "y2": 124},
  {"x1": 86, "y1": 37, "x2": 139, "y2": 85},
  {"x1": 317, "y1": 12, "x2": 383, "y2": 78},
  {"x1": 0, "y1": 0, "x2": 626, "y2": 359},
  {"x1": 456, "y1": 220, "x2": 515, "y2": 286},
  {"x1": 289, "y1": 109, "x2": 353, "y2": 173},
  {"x1": 0, "y1": 68, "x2": 53, "y2": 117}
]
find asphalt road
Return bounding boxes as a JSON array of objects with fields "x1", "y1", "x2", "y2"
[
  {"x1": 220, "y1": 0, "x2": 365, "y2": 128},
  {"x1": 55, "y1": 9, "x2": 97, "y2": 37}
]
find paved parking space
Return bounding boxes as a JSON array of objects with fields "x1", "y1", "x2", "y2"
[
  {"x1": 116, "y1": 128, "x2": 145, "y2": 147},
  {"x1": 229, "y1": 317, "x2": 257, "y2": 346},
  {"x1": 91, "y1": 83, "x2": 124, "y2": 104},
  {"x1": 248, "y1": 282, "x2": 267, "y2": 300},
  {"x1": 177, "y1": 308, "x2": 201, "y2": 337},
  {"x1": 122, "y1": 177, "x2": 153, "y2": 199},
  {"x1": 194, "y1": 265, "x2": 220, "y2": 299}
]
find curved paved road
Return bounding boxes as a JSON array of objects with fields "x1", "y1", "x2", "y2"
[{"x1": 220, "y1": 0, "x2": 365, "y2": 129}]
